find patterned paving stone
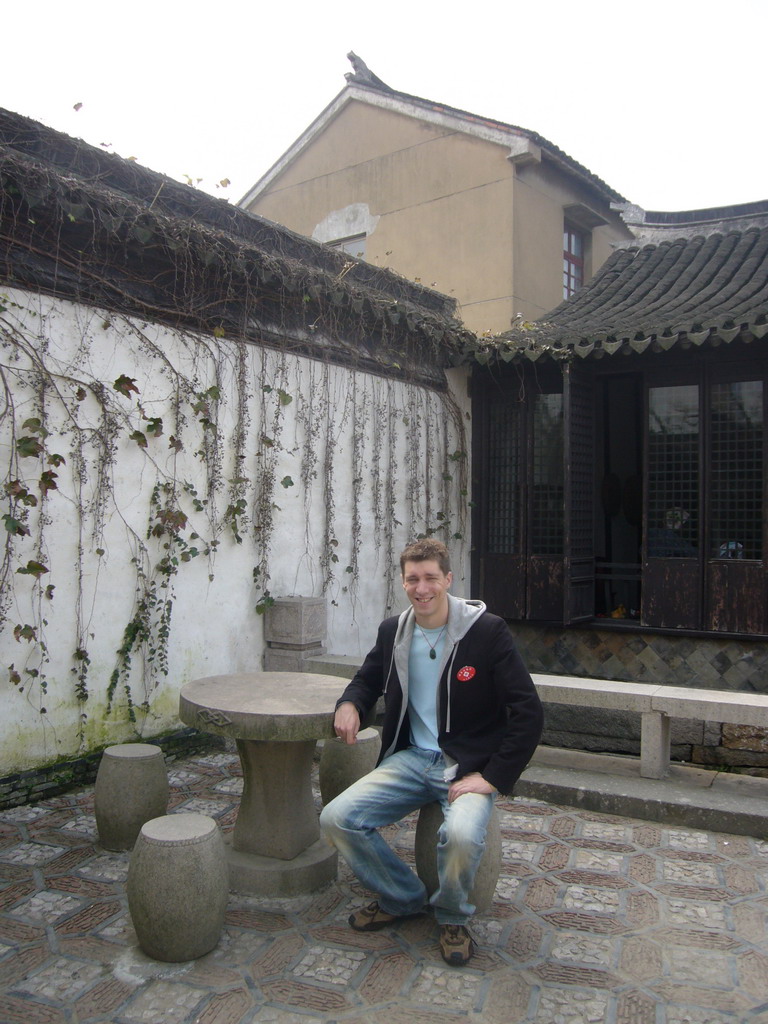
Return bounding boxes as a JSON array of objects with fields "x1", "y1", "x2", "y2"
[
  {"x1": 0, "y1": 944, "x2": 50, "y2": 985},
  {"x1": 167, "y1": 769, "x2": 202, "y2": 786},
  {"x1": 72, "y1": 976, "x2": 136, "y2": 1020},
  {"x1": 653, "y1": 983, "x2": 752, "y2": 1016},
  {"x1": 408, "y1": 963, "x2": 484, "y2": 1010},
  {"x1": 9, "y1": 955, "x2": 104, "y2": 1001},
  {"x1": 9, "y1": 890, "x2": 82, "y2": 922},
  {"x1": 0, "y1": 993, "x2": 67, "y2": 1023},
  {"x1": 47, "y1": 874, "x2": 114, "y2": 898},
  {"x1": 482, "y1": 972, "x2": 534, "y2": 1023},
  {"x1": 615, "y1": 988, "x2": 658, "y2": 1024},
  {"x1": 2, "y1": 751, "x2": 768, "y2": 1023},
  {"x1": 213, "y1": 778, "x2": 244, "y2": 795},
  {"x1": 618, "y1": 935, "x2": 662, "y2": 981},
  {"x1": 739, "y1": 949, "x2": 768, "y2": 999},
  {"x1": 533, "y1": 984, "x2": 609, "y2": 1023},
  {"x1": 170, "y1": 797, "x2": 234, "y2": 817},
  {"x1": 291, "y1": 944, "x2": 367, "y2": 986},
  {"x1": 0, "y1": 806, "x2": 49, "y2": 823},
  {"x1": 506, "y1": 918, "x2": 546, "y2": 961},
  {"x1": 533, "y1": 962, "x2": 618, "y2": 989},
  {"x1": 665, "y1": 945, "x2": 733, "y2": 987},
  {"x1": 550, "y1": 931, "x2": 614, "y2": 967},
  {"x1": 121, "y1": 978, "x2": 209, "y2": 1022},
  {"x1": 193, "y1": 986, "x2": 254, "y2": 1024},
  {"x1": 60, "y1": 814, "x2": 97, "y2": 837},
  {"x1": 55, "y1": 899, "x2": 122, "y2": 935},
  {"x1": 561, "y1": 883, "x2": 621, "y2": 913},
  {"x1": 664, "y1": 896, "x2": 728, "y2": 928},
  {"x1": 0, "y1": 914, "x2": 44, "y2": 944},
  {"x1": 0, "y1": 881, "x2": 36, "y2": 911},
  {"x1": 76, "y1": 853, "x2": 129, "y2": 882},
  {"x1": 661, "y1": 859, "x2": 721, "y2": 884},
  {"x1": 523, "y1": 877, "x2": 560, "y2": 911},
  {"x1": 224, "y1": 907, "x2": 291, "y2": 932},
  {"x1": 0, "y1": 841, "x2": 66, "y2": 865},
  {"x1": 358, "y1": 950, "x2": 415, "y2": 1003},
  {"x1": 260, "y1": 978, "x2": 350, "y2": 1013},
  {"x1": 210, "y1": 928, "x2": 272, "y2": 966}
]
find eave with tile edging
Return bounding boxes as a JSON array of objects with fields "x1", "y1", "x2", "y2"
[
  {"x1": 0, "y1": 108, "x2": 475, "y2": 391},
  {"x1": 461, "y1": 226, "x2": 768, "y2": 366}
]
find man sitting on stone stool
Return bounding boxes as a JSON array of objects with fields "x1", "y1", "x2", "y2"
[{"x1": 320, "y1": 538, "x2": 543, "y2": 966}]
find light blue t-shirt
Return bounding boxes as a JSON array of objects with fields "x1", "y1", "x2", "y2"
[{"x1": 408, "y1": 625, "x2": 447, "y2": 751}]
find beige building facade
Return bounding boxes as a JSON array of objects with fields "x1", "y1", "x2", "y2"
[{"x1": 241, "y1": 62, "x2": 636, "y2": 334}]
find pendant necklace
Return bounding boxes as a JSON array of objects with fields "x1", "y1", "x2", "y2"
[{"x1": 418, "y1": 624, "x2": 447, "y2": 659}]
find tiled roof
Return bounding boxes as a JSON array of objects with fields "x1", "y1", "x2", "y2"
[
  {"x1": 0, "y1": 108, "x2": 476, "y2": 387},
  {"x1": 534, "y1": 228, "x2": 768, "y2": 358}
]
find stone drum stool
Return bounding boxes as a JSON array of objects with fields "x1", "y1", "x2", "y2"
[
  {"x1": 95, "y1": 743, "x2": 169, "y2": 851},
  {"x1": 127, "y1": 813, "x2": 228, "y2": 962},
  {"x1": 319, "y1": 727, "x2": 381, "y2": 805},
  {"x1": 414, "y1": 802, "x2": 502, "y2": 915}
]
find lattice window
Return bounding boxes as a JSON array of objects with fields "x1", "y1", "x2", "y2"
[
  {"x1": 710, "y1": 380, "x2": 763, "y2": 560},
  {"x1": 531, "y1": 393, "x2": 564, "y2": 555},
  {"x1": 647, "y1": 386, "x2": 699, "y2": 556},
  {"x1": 486, "y1": 397, "x2": 520, "y2": 553},
  {"x1": 563, "y1": 226, "x2": 585, "y2": 299}
]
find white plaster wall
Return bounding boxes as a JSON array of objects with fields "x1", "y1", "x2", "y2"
[{"x1": 0, "y1": 288, "x2": 471, "y2": 775}]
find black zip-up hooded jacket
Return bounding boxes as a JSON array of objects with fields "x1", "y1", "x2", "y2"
[{"x1": 337, "y1": 595, "x2": 543, "y2": 795}]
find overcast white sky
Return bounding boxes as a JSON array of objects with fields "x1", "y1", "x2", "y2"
[{"x1": 3, "y1": 0, "x2": 765, "y2": 213}]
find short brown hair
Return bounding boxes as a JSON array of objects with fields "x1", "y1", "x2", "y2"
[{"x1": 399, "y1": 538, "x2": 451, "y2": 576}]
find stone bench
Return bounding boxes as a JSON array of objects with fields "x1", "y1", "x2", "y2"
[
  {"x1": 306, "y1": 655, "x2": 768, "y2": 782},
  {"x1": 94, "y1": 743, "x2": 169, "y2": 851},
  {"x1": 532, "y1": 673, "x2": 768, "y2": 779},
  {"x1": 127, "y1": 813, "x2": 228, "y2": 962}
]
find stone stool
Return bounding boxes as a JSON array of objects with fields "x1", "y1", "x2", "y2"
[
  {"x1": 127, "y1": 813, "x2": 228, "y2": 962},
  {"x1": 319, "y1": 728, "x2": 381, "y2": 805},
  {"x1": 95, "y1": 743, "x2": 169, "y2": 851},
  {"x1": 414, "y1": 802, "x2": 502, "y2": 915}
]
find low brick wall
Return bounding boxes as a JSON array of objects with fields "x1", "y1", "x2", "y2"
[
  {"x1": 0, "y1": 728, "x2": 224, "y2": 810},
  {"x1": 515, "y1": 625, "x2": 768, "y2": 771}
]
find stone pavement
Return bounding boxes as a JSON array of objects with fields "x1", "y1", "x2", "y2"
[{"x1": 1, "y1": 749, "x2": 768, "y2": 1024}]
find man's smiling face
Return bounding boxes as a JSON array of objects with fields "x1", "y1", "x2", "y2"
[{"x1": 402, "y1": 558, "x2": 452, "y2": 628}]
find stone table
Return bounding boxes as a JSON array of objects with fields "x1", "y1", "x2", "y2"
[{"x1": 179, "y1": 672, "x2": 342, "y2": 896}]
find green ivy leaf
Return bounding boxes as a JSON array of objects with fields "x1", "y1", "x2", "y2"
[
  {"x1": 280, "y1": 476, "x2": 294, "y2": 488},
  {"x1": 22, "y1": 417, "x2": 50, "y2": 438},
  {"x1": 277, "y1": 389, "x2": 293, "y2": 406},
  {"x1": 17, "y1": 559, "x2": 49, "y2": 578},
  {"x1": 113, "y1": 375, "x2": 140, "y2": 398},
  {"x1": 146, "y1": 417, "x2": 163, "y2": 437},
  {"x1": 47, "y1": 453, "x2": 66, "y2": 467},
  {"x1": 129, "y1": 430, "x2": 148, "y2": 449},
  {"x1": 16, "y1": 436, "x2": 43, "y2": 458},
  {"x1": 13, "y1": 623, "x2": 37, "y2": 643},
  {"x1": 3, "y1": 514, "x2": 29, "y2": 536},
  {"x1": 39, "y1": 471, "x2": 58, "y2": 496}
]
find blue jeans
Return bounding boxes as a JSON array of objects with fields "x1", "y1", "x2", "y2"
[{"x1": 319, "y1": 747, "x2": 495, "y2": 925}]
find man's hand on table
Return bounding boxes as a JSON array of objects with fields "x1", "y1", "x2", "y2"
[
  {"x1": 448, "y1": 772, "x2": 497, "y2": 803},
  {"x1": 334, "y1": 702, "x2": 361, "y2": 744}
]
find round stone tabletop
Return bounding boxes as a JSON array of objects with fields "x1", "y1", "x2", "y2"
[{"x1": 179, "y1": 672, "x2": 343, "y2": 742}]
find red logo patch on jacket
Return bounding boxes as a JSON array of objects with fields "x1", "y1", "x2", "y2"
[{"x1": 456, "y1": 665, "x2": 476, "y2": 681}]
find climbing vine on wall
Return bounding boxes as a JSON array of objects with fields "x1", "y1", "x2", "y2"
[{"x1": 0, "y1": 288, "x2": 469, "y2": 751}]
